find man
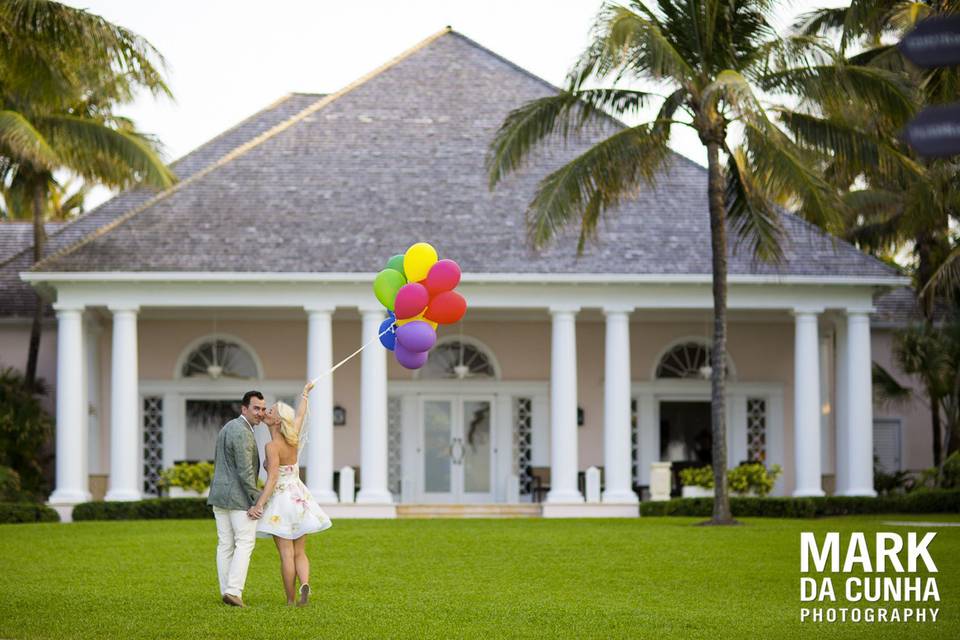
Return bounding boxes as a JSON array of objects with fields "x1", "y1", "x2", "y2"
[{"x1": 207, "y1": 390, "x2": 266, "y2": 607}]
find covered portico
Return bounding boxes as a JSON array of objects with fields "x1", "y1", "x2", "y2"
[{"x1": 25, "y1": 271, "x2": 897, "y2": 520}]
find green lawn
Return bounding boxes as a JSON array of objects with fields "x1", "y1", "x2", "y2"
[{"x1": 0, "y1": 515, "x2": 957, "y2": 639}]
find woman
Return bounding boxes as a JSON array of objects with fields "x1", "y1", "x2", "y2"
[{"x1": 254, "y1": 381, "x2": 333, "y2": 606}]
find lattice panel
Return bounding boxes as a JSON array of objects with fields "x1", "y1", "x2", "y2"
[
  {"x1": 747, "y1": 398, "x2": 767, "y2": 463},
  {"x1": 142, "y1": 397, "x2": 164, "y2": 495},
  {"x1": 513, "y1": 397, "x2": 533, "y2": 496},
  {"x1": 387, "y1": 396, "x2": 403, "y2": 499}
]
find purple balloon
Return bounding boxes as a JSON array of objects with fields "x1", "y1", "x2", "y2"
[
  {"x1": 394, "y1": 342, "x2": 429, "y2": 369},
  {"x1": 396, "y1": 320, "x2": 436, "y2": 353}
]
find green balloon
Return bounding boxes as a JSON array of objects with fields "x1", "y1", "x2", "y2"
[
  {"x1": 373, "y1": 268, "x2": 406, "y2": 310},
  {"x1": 386, "y1": 254, "x2": 406, "y2": 278}
]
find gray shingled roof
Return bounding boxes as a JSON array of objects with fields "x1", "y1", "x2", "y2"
[
  {"x1": 872, "y1": 286, "x2": 951, "y2": 327},
  {"x1": 27, "y1": 30, "x2": 899, "y2": 282},
  {"x1": 0, "y1": 94, "x2": 321, "y2": 317},
  {"x1": 0, "y1": 223, "x2": 61, "y2": 264}
]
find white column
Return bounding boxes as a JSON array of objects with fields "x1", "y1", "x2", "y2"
[
  {"x1": 546, "y1": 305, "x2": 584, "y2": 503},
  {"x1": 793, "y1": 309, "x2": 824, "y2": 497},
  {"x1": 105, "y1": 305, "x2": 141, "y2": 501},
  {"x1": 833, "y1": 318, "x2": 850, "y2": 495},
  {"x1": 602, "y1": 306, "x2": 638, "y2": 503},
  {"x1": 636, "y1": 391, "x2": 657, "y2": 487},
  {"x1": 49, "y1": 304, "x2": 91, "y2": 505},
  {"x1": 843, "y1": 309, "x2": 877, "y2": 496},
  {"x1": 305, "y1": 306, "x2": 337, "y2": 503},
  {"x1": 85, "y1": 318, "x2": 102, "y2": 474},
  {"x1": 356, "y1": 308, "x2": 392, "y2": 504}
]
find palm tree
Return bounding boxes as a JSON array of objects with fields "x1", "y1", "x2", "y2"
[
  {"x1": 792, "y1": 0, "x2": 960, "y2": 465},
  {"x1": 2, "y1": 176, "x2": 88, "y2": 221},
  {"x1": 0, "y1": 0, "x2": 176, "y2": 390},
  {"x1": 487, "y1": 0, "x2": 912, "y2": 523}
]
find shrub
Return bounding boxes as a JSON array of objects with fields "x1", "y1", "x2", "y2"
[
  {"x1": 679, "y1": 465, "x2": 713, "y2": 488},
  {"x1": 942, "y1": 452, "x2": 960, "y2": 489},
  {"x1": 639, "y1": 489, "x2": 960, "y2": 518},
  {"x1": 72, "y1": 498, "x2": 213, "y2": 521},
  {"x1": 0, "y1": 368, "x2": 53, "y2": 500},
  {"x1": 0, "y1": 502, "x2": 60, "y2": 524},
  {"x1": 0, "y1": 465, "x2": 24, "y2": 502},
  {"x1": 728, "y1": 463, "x2": 782, "y2": 497},
  {"x1": 678, "y1": 463, "x2": 781, "y2": 495},
  {"x1": 159, "y1": 462, "x2": 214, "y2": 494}
]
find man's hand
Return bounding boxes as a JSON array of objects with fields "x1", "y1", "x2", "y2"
[{"x1": 247, "y1": 505, "x2": 263, "y2": 520}]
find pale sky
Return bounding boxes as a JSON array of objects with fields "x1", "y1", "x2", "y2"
[{"x1": 62, "y1": 0, "x2": 840, "y2": 207}]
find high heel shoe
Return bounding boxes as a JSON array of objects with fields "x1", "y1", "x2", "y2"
[{"x1": 297, "y1": 583, "x2": 310, "y2": 607}]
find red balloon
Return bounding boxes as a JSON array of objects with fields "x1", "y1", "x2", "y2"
[
  {"x1": 423, "y1": 259, "x2": 461, "y2": 296},
  {"x1": 424, "y1": 290, "x2": 467, "y2": 325},
  {"x1": 394, "y1": 283, "x2": 429, "y2": 319}
]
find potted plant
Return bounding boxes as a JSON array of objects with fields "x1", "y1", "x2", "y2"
[
  {"x1": 679, "y1": 465, "x2": 714, "y2": 498},
  {"x1": 727, "y1": 463, "x2": 782, "y2": 497},
  {"x1": 159, "y1": 462, "x2": 214, "y2": 498}
]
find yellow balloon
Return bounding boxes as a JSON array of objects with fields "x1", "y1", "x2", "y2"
[
  {"x1": 396, "y1": 312, "x2": 438, "y2": 330},
  {"x1": 403, "y1": 242, "x2": 438, "y2": 282}
]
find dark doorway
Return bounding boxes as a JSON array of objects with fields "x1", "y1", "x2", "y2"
[
  {"x1": 660, "y1": 401, "x2": 712, "y2": 495},
  {"x1": 185, "y1": 399, "x2": 242, "y2": 462}
]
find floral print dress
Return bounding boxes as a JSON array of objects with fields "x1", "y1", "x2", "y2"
[{"x1": 256, "y1": 464, "x2": 332, "y2": 540}]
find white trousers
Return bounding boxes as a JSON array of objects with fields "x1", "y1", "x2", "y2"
[{"x1": 213, "y1": 507, "x2": 258, "y2": 597}]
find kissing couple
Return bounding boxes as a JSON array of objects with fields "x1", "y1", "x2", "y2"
[{"x1": 207, "y1": 384, "x2": 333, "y2": 607}]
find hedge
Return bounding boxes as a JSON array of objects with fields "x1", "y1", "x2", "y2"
[
  {"x1": 639, "y1": 489, "x2": 960, "y2": 518},
  {"x1": 72, "y1": 498, "x2": 214, "y2": 521},
  {"x1": 0, "y1": 502, "x2": 61, "y2": 524}
]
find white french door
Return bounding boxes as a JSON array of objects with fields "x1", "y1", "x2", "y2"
[{"x1": 419, "y1": 395, "x2": 495, "y2": 503}]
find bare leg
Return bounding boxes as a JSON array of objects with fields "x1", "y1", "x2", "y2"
[
  {"x1": 273, "y1": 536, "x2": 297, "y2": 604},
  {"x1": 294, "y1": 535, "x2": 310, "y2": 588}
]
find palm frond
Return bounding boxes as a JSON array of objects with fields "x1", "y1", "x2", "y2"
[
  {"x1": 761, "y1": 64, "x2": 915, "y2": 126},
  {"x1": 775, "y1": 110, "x2": 924, "y2": 180},
  {"x1": 0, "y1": 0, "x2": 171, "y2": 99},
  {"x1": 0, "y1": 110, "x2": 58, "y2": 169},
  {"x1": 921, "y1": 247, "x2": 960, "y2": 305},
  {"x1": 486, "y1": 88, "x2": 657, "y2": 188},
  {"x1": 571, "y1": 2, "x2": 696, "y2": 87},
  {"x1": 37, "y1": 114, "x2": 174, "y2": 189},
  {"x1": 724, "y1": 146, "x2": 785, "y2": 264},
  {"x1": 873, "y1": 362, "x2": 913, "y2": 407},
  {"x1": 743, "y1": 121, "x2": 843, "y2": 233},
  {"x1": 526, "y1": 122, "x2": 672, "y2": 251}
]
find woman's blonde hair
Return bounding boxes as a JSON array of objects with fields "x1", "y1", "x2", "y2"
[{"x1": 274, "y1": 401, "x2": 300, "y2": 448}]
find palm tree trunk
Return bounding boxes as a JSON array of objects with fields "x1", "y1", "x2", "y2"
[
  {"x1": 24, "y1": 178, "x2": 46, "y2": 392},
  {"x1": 930, "y1": 389, "x2": 943, "y2": 467},
  {"x1": 706, "y1": 140, "x2": 734, "y2": 524}
]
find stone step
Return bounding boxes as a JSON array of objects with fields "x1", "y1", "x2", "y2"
[{"x1": 396, "y1": 503, "x2": 542, "y2": 518}]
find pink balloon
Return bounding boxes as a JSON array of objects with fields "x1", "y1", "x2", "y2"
[
  {"x1": 423, "y1": 259, "x2": 461, "y2": 296},
  {"x1": 394, "y1": 283, "x2": 429, "y2": 319}
]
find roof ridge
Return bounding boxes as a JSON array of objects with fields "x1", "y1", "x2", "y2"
[{"x1": 32, "y1": 27, "x2": 455, "y2": 273}]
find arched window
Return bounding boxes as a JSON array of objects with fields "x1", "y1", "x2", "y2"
[
  {"x1": 180, "y1": 337, "x2": 260, "y2": 379},
  {"x1": 655, "y1": 340, "x2": 731, "y2": 380},
  {"x1": 419, "y1": 339, "x2": 498, "y2": 380}
]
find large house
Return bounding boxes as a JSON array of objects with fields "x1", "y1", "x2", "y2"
[{"x1": 0, "y1": 28, "x2": 934, "y2": 520}]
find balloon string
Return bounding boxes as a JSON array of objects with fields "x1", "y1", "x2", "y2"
[{"x1": 309, "y1": 323, "x2": 395, "y2": 385}]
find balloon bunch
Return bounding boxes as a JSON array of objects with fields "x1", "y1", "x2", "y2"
[{"x1": 373, "y1": 242, "x2": 467, "y2": 369}]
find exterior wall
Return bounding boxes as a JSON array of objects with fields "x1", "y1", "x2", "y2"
[
  {"x1": 872, "y1": 328, "x2": 935, "y2": 471},
  {"x1": 0, "y1": 321, "x2": 58, "y2": 413},
  {"x1": 124, "y1": 315, "x2": 799, "y2": 485},
  {"x1": 54, "y1": 312, "x2": 938, "y2": 498}
]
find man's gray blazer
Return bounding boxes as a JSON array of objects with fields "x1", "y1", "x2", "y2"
[{"x1": 207, "y1": 417, "x2": 261, "y2": 511}]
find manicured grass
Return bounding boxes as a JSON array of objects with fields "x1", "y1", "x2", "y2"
[{"x1": 0, "y1": 514, "x2": 957, "y2": 639}]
